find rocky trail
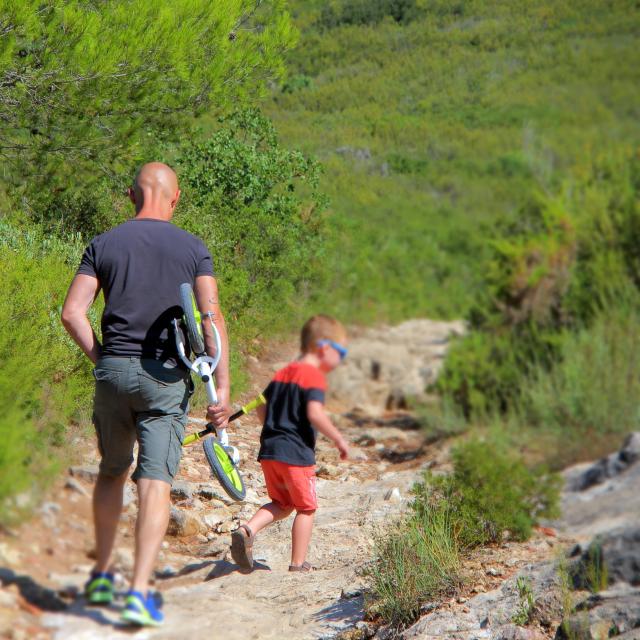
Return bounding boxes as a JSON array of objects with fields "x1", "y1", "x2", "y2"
[{"x1": 1, "y1": 320, "x2": 639, "y2": 640}]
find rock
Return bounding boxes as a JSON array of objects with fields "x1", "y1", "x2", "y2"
[
  {"x1": 167, "y1": 507, "x2": 204, "y2": 537},
  {"x1": 570, "y1": 526, "x2": 640, "y2": 588},
  {"x1": 327, "y1": 319, "x2": 465, "y2": 414},
  {"x1": 114, "y1": 547, "x2": 134, "y2": 571},
  {"x1": 497, "y1": 625, "x2": 546, "y2": 640},
  {"x1": 196, "y1": 484, "x2": 228, "y2": 502},
  {"x1": 487, "y1": 567, "x2": 504, "y2": 577},
  {"x1": 243, "y1": 488, "x2": 261, "y2": 504},
  {"x1": 203, "y1": 507, "x2": 233, "y2": 529},
  {"x1": 122, "y1": 483, "x2": 136, "y2": 508},
  {"x1": 0, "y1": 588, "x2": 17, "y2": 608},
  {"x1": 171, "y1": 480, "x2": 195, "y2": 500},
  {"x1": 217, "y1": 520, "x2": 236, "y2": 533},
  {"x1": 383, "y1": 487, "x2": 401, "y2": 502},
  {"x1": 201, "y1": 541, "x2": 226, "y2": 557},
  {"x1": 68, "y1": 465, "x2": 99, "y2": 482},
  {"x1": 317, "y1": 464, "x2": 341, "y2": 479},
  {"x1": 566, "y1": 432, "x2": 640, "y2": 492},
  {"x1": 350, "y1": 447, "x2": 369, "y2": 461},
  {"x1": 64, "y1": 478, "x2": 90, "y2": 497},
  {"x1": 355, "y1": 620, "x2": 376, "y2": 638},
  {"x1": 355, "y1": 434, "x2": 376, "y2": 447},
  {"x1": 569, "y1": 585, "x2": 640, "y2": 637},
  {"x1": 0, "y1": 543, "x2": 21, "y2": 567},
  {"x1": 38, "y1": 502, "x2": 61, "y2": 528},
  {"x1": 155, "y1": 565, "x2": 178, "y2": 578}
]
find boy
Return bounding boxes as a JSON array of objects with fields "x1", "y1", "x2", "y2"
[{"x1": 230, "y1": 314, "x2": 350, "y2": 572}]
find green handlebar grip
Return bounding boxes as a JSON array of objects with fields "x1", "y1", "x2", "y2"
[
  {"x1": 242, "y1": 393, "x2": 266, "y2": 414},
  {"x1": 228, "y1": 393, "x2": 267, "y2": 423},
  {"x1": 182, "y1": 432, "x2": 199, "y2": 446}
]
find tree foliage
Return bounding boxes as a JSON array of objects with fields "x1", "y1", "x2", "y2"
[
  {"x1": 174, "y1": 109, "x2": 327, "y2": 336},
  {"x1": 0, "y1": 0, "x2": 295, "y2": 190}
]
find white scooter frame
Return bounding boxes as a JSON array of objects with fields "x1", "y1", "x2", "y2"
[{"x1": 172, "y1": 315, "x2": 240, "y2": 465}]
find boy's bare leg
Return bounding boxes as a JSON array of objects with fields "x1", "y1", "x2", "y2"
[
  {"x1": 131, "y1": 478, "x2": 171, "y2": 594},
  {"x1": 291, "y1": 510, "x2": 315, "y2": 566},
  {"x1": 246, "y1": 502, "x2": 293, "y2": 535},
  {"x1": 93, "y1": 470, "x2": 129, "y2": 572}
]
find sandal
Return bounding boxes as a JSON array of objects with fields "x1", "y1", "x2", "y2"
[
  {"x1": 230, "y1": 524, "x2": 254, "y2": 572},
  {"x1": 288, "y1": 561, "x2": 314, "y2": 572}
]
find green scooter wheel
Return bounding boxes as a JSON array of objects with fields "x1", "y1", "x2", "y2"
[{"x1": 202, "y1": 437, "x2": 246, "y2": 502}]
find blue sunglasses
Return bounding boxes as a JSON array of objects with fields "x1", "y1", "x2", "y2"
[{"x1": 317, "y1": 339, "x2": 348, "y2": 360}]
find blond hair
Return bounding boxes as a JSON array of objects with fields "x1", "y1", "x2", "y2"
[{"x1": 300, "y1": 314, "x2": 347, "y2": 353}]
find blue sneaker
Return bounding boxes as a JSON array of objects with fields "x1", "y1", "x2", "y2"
[
  {"x1": 121, "y1": 590, "x2": 164, "y2": 627},
  {"x1": 84, "y1": 571, "x2": 114, "y2": 605}
]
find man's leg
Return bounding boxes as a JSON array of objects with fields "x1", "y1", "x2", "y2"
[
  {"x1": 291, "y1": 510, "x2": 315, "y2": 566},
  {"x1": 92, "y1": 470, "x2": 129, "y2": 572},
  {"x1": 130, "y1": 478, "x2": 171, "y2": 595}
]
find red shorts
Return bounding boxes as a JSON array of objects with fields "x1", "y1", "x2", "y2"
[{"x1": 260, "y1": 460, "x2": 317, "y2": 512}]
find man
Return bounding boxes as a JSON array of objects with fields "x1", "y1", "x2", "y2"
[{"x1": 61, "y1": 162, "x2": 230, "y2": 626}]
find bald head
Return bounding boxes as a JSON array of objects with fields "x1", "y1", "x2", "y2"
[{"x1": 130, "y1": 162, "x2": 180, "y2": 220}]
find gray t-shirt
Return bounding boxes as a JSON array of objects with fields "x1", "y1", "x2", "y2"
[{"x1": 77, "y1": 218, "x2": 213, "y2": 360}]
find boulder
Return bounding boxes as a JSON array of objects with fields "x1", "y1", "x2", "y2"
[
  {"x1": 565, "y1": 432, "x2": 640, "y2": 492},
  {"x1": 570, "y1": 526, "x2": 640, "y2": 589},
  {"x1": 167, "y1": 507, "x2": 205, "y2": 537},
  {"x1": 68, "y1": 465, "x2": 99, "y2": 483},
  {"x1": 327, "y1": 319, "x2": 464, "y2": 414}
]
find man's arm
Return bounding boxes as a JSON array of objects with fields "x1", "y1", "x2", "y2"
[
  {"x1": 61, "y1": 274, "x2": 102, "y2": 363},
  {"x1": 307, "y1": 400, "x2": 349, "y2": 460},
  {"x1": 195, "y1": 275, "x2": 231, "y2": 426}
]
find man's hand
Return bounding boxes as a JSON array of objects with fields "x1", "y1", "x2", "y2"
[
  {"x1": 206, "y1": 402, "x2": 232, "y2": 427},
  {"x1": 206, "y1": 387, "x2": 231, "y2": 427}
]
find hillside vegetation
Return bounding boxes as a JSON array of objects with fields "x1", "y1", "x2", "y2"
[{"x1": 266, "y1": 0, "x2": 639, "y2": 321}]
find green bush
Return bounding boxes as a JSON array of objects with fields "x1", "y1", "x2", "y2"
[
  {"x1": 367, "y1": 436, "x2": 559, "y2": 628},
  {"x1": 367, "y1": 502, "x2": 461, "y2": 627},
  {"x1": 174, "y1": 109, "x2": 328, "y2": 340},
  {"x1": 412, "y1": 438, "x2": 560, "y2": 547},
  {"x1": 518, "y1": 304, "x2": 640, "y2": 464},
  {"x1": 438, "y1": 153, "x2": 640, "y2": 418},
  {"x1": 0, "y1": 224, "x2": 94, "y2": 521},
  {"x1": 319, "y1": 0, "x2": 422, "y2": 29}
]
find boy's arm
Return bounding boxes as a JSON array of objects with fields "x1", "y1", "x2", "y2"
[
  {"x1": 256, "y1": 402, "x2": 267, "y2": 424},
  {"x1": 307, "y1": 400, "x2": 349, "y2": 460}
]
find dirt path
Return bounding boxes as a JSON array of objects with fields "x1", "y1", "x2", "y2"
[
  {"x1": 0, "y1": 333, "x2": 448, "y2": 640},
  {"x1": 2, "y1": 321, "x2": 571, "y2": 640}
]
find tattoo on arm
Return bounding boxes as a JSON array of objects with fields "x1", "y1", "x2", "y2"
[{"x1": 208, "y1": 296, "x2": 219, "y2": 305}]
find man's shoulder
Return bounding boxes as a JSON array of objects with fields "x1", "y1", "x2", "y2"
[{"x1": 91, "y1": 220, "x2": 207, "y2": 249}]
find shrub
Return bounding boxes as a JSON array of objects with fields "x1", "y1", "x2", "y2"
[
  {"x1": 412, "y1": 438, "x2": 561, "y2": 547},
  {"x1": 175, "y1": 109, "x2": 328, "y2": 340},
  {"x1": 367, "y1": 502, "x2": 460, "y2": 627},
  {"x1": 438, "y1": 153, "x2": 640, "y2": 419},
  {"x1": 518, "y1": 304, "x2": 640, "y2": 464},
  {"x1": 319, "y1": 0, "x2": 422, "y2": 29},
  {"x1": 0, "y1": 224, "x2": 94, "y2": 521}
]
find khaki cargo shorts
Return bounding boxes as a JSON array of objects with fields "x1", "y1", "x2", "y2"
[{"x1": 92, "y1": 357, "x2": 191, "y2": 484}]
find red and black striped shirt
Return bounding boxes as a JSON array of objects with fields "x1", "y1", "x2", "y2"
[{"x1": 258, "y1": 361, "x2": 326, "y2": 466}]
